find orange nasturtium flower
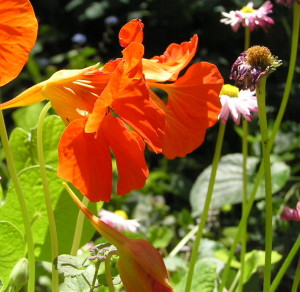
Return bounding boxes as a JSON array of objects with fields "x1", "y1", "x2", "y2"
[
  {"x1": 66, "y1": 185, "x2": 173, "y2": 292},
  {"x1": 0, "y1": 0, "x2": 38, "y2": 86},
  {"x1": 0, "y1": 19, "x2": 223, "y2": 203}
]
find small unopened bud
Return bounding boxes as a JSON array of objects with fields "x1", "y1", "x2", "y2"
[{"x1": 9, "y1": 258, "x2": 29, "y2": 291}]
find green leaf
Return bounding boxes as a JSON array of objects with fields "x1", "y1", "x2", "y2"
[
  {"x1": 0, "y1": 221, "x2": 25, "y2": 291},
  {"x1": 174, "y1": 257, "x2": 220, "y2": 292},
  {"x1": 12, "y1": 103, "x2": 45, "y2": 132},
  {"x1": 56, "y1": 254, "x2": 88, "y2": 277},
  {"x1": 190, "y1": 153, "x2": 290, "y2": 216},
  {"x1": 0, "y1": 166, "x2": 96, "y2": 261},
  {"x1": 148, "y1": 226, "x2": 174, "y2": 249},
  {"x1": 243, "y1": 250, "x2": 282, "y2": 284}
]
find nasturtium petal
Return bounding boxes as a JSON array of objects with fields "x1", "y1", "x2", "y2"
[
  {"x1": 58, "y1": 118, "x2": 112, "y2": 202},
  {"x1": 101, "y1": 116, "x2": 149, "y2": 196},
  {"x1": 142, "y1": 35, "x2": 198, "y2": 82},
  {"x1": 119, "y1": 19, "x2": 144, "y2": 48},
  {"x1": 0, "y1": 0, "x2": 38, "y2": 86}
]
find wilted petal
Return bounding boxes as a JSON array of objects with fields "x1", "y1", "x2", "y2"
[
  {"x1": 58, "y1": 118, "x2": 112, "y2": 202},
  {"x1": 142, "y1": 35, "x2": 198, "y2": 82},
  {"x1": 0, "y1": 0, "x2": 38, "y2": 86}
]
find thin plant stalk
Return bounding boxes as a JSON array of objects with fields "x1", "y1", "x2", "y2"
[
  {"x1": 270, "y1": 235, "x2": 300, "y2": 292},
  {"x1": 36, "y1": 101, "x2": 59, "y2": 292},
  {"x1": 0, "y1": 111, "x2": 36, "y2": 292},
  {"x1": 291, "y1": 253, "x2": 300, "y2": 292},
  {"x1": 105, "y1": 250, "x2": 118, "y2": 292},
  {"x1": 184, "y1": 122, "x2": 226, "y2": 292},
  {"x1": 70, "y1": 196, "x2": 90, "y2": 256},
  {"x1": 256, "y1": 77, "x2": 273, "y2": 291}
]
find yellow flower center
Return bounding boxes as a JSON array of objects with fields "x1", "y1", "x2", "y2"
[
  {"x1": 240, "y1": 6, "x2": 255, "y2": 13},
  {"x1": 220, "y1": 84, "x2": 240, "y2": 98},
  {"x1": 114, "y1": 210, "x2": 128, "y2": 219},
  {"x1": 246, "y1": 46, "x2": 274, "y2": 70}
]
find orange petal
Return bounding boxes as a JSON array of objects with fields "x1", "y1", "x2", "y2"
[
  {"x1": 101, "y1": 115, "x2": 149, "y2": 196},
  {"x1": 58, "y1": 118, "x2": 112, "y2": 202},
  {"x1": 0, "y1": 81, "x2": 45, "y2": 110},
  {"x1": 119, "y1": 19, "x2": 144, "y2": 48},
  {"x1": 142, "y1": 35, "x2": 198, "y2": 82},
  {"x1": 0, "y1": 0, "x2": 38, "y2": 86},
  {"x1": 151, "y1": 62, "x2": 223, "y2": 159}
]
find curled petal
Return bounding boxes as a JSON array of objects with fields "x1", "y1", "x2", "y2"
[
  {"x1": 101, "y1": 116, "x2": 149, "y2": 196},
  {"x1": 119, "y1": 19, "x2": 144, "y2": 48},
  {"x1": 151, "y1": 62, "x2": 223, "y2": 158},
  {"x1": 58, "y1": 118, "x2": 112, "y2": 202},
  {"x1": 142, "y1": 35, "x2": 198, "y2": 82},
  {"x1": 0, "y1": 0, "x2": 38, "y2": 86}
]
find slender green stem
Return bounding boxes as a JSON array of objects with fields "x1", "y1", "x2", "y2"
[
  {"x1": 270, "y1": 235, "x2": 300, "y2": 292},
  {"x1": 269, "y1": 2, "x2": 300, "y2": 148},
  {"x1": 70, "y1": 196, "x2": 90, "y2": 256},
  {"x1": 256, "y1": 77, "x2": 273, "y2": 292},
  {"x1": 89, "y1": 260, "x2": 102, "y2": 292},
  {"x1": 36, "y1": 102, "x2": 59, "y2": 291},
  {"x1": 184, "y1": 122, "x2": 226, "y2": 292},
  {"x1": 237, "y1": 119, "x2": 249, "y2": 292},
  {"x1": 244, "y1": 26, "x2": 250, "y2": 51},
  {"x1": 105, "y1": 250, "x2": 118, "y2": 292},
  {"x1": 291, "y1": 253, "x2": 300, "y2": 292},
  {"x1": 0, "y1": 111, "x2": 36, "y2": 292},
  {"x1": 169, "y1": 225, "x2": 198, "y2": 257}
]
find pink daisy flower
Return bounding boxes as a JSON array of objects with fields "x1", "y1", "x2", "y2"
[
  {"x1": 221, "y1": 1, "x2": 274, "y2": 32},
  {"x1": 281, "y1": 202, "x2": 300, "y2": 221},
  {"x1": 219, "y1": 84, "x2": 258, "y2": 125}
]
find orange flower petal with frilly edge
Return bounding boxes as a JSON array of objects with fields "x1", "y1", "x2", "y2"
[
  {"x1": 142, "y1": 35, "x2": 198, "y2": 82},
  {"x1": 150, "y1": 62, "x2": 223, "y2": 159},
  {"x1": 119, "y1": 19, "x2": 144, "y2": 48},
  {"x1": 0, "y1": 0, "x2": 38, "y2": 86},
  {"x1": 101, "y1": 115, "x2": 149, "y2": 196},
  {"x1": 58, "y1": 118, "x2": 112, "y2": 202}
]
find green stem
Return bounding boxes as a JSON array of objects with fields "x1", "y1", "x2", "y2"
[
  {"x1": 70, "y1": 196, "x2": 90, "y2": 256},
  {"x1": 89, "y1": 260, "x2": 101, "y2": 292},
  {"x1": 291, "y1": 253, "x2": 300, "y2": 292},
  {"x1": 184, "y1": 122, "x2": 226, "y2": 292},
  {"x1": 269, "y1": 2, "x2": 300, "y2": 148},
  {"x1": 237, "y1": 119, "x2": 249, "y2": 292},
  {"x1": 270, "y1": 235, "x2": 300, "y2": 292},
  {"x1": 244, "y1": 26, "x2": 251, "y2": 51},
  {"x1": 256, "y1": 77, "x2": 273, "y2": 292},
  {"x1": 36, "y1": 102, "x2": 59, "y2": 291},
  {"x1": 0, "y1": 111, "x2": 36, "y2": 292},
  {"x1": 105, "y1": 250, "x2": 118, "y2": 292}
]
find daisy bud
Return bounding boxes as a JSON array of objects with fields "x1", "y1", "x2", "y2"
[
  {"x1": 230, "y1": 46, "x2": 282, "y2": 91},
  {"x1": 281, "y1": 202, "x2": 300, "y2": 221}
]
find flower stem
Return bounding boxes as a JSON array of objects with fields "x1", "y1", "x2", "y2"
[
  {"x1": 237, "y1": 119, "x2": 249, "y2": 292},
  {"x1": 36, "y1": 102, "x2": 59, "y2": 291},
  {"x1": 291, "y1": 252, "x2": 300, "y2": 292},
  {"x1": 0, "y1": 111, "x2": 36, "y2": 292},
  {"x1": 105, "y1": 250, "x2": 118, "y2": 292},
  {"x1": 270, "y1": 2, "x2": 300, "y2": 148},
  {"x1": 184, "y1": 122, "x2": 226, "y2": 292},
  {"x1": 70, "y1": 196, "x2": 90, "y2": 256},
  {"x1": 256, "y1": 77, "x2": 273, "y2": 292},
  {"x1": 244, "y1": 26, "x2": 250, "y2": 51},
  {"x1": 270, "y1": 235, "x2": 300, "y2": 292}
]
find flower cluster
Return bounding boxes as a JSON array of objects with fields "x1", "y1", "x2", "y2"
[
  {"x1": 220, "y1": 1, "x2": 274, "y2": 32},
  {"x1": 0, "y1": 19, "x2": 223, "y2": 202},
  {"x1": 219, "y1": 84, "x2": 258, "y2": 125},
  {"x1": 230, "y1": 45, "x2": 282, "y2": 91}
]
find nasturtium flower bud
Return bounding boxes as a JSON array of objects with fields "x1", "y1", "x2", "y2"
[{"x1": 9, "y1": 258, "x2": 29, "y2": 291}]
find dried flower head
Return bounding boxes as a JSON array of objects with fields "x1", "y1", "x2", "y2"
[
  {"x1": 220, "y1": 1, "x2": 274, "y2": 32},
  {"x1": 230, "y1": 46, "x2": 282, "y2": 90},
  {"x1": 219, "y1": 84, "x2": 258, "y2": 125}
]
